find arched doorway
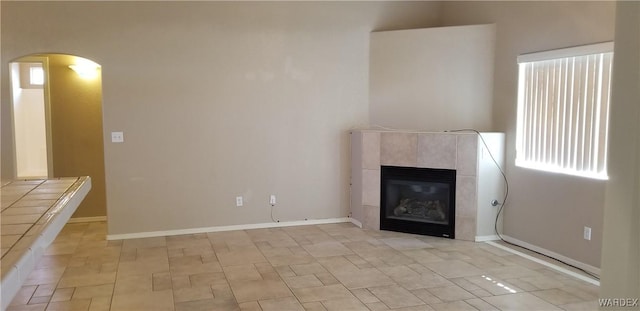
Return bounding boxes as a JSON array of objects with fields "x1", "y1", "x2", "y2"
[{"x1": 9, "y1": 54, "x2": 107, "y2": 219}]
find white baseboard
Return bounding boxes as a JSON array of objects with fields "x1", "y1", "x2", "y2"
[
  {"x1": 107, "y1": 217, "x2": 352, "y2": 240},
  {"x1": 475, "y1": 235, "x2": 500, "y2": 242},
  {"x1": 349, "y1": 217, "x2": 363, "y2": 228},
  {"x1": 67, "y1": 216, "x2": 107, "y2": 223},
  {"x1": 487, "y1": 235, "x2": 600, "y2": 286}
]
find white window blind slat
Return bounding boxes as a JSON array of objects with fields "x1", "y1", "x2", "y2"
[{"x1": 516, "y1": 44, "x2": 613, "y2": 180}]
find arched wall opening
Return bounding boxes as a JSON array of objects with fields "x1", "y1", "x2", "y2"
[{"x1": 8, "y1": 53, "x2": 107, "y2": 219}]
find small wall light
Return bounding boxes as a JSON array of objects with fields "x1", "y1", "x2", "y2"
[{"x1": 69, "y1": 59, "x2": 100, "y2": 79}]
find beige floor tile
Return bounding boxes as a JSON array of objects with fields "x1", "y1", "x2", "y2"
[
  {"x1": 422, "y1": 260, "x2": 483, "y2": 278},
  {"x1": 331, "y1": 267, "x2": 395, "y2": 289},
  {"x1": 88, "y1": 296, "x2": 111, "y2": 311},
  {"x1": 411, "y1": 289, "x2": 443, "y2": 304},
  {"x1": 482, "y1": 292, "x2": 563, "y2": 311},
  {"x1": 170, "y1": 259, "x2": 223, "y2": 276},
  {"x1": 216, "y1": 248, "x2": 267, "y2": 267},
  {"x1": 29, "y1": 296, "x2": 51, "y2": 305},
  {"x1": 321, "y1": 297, "x2": 369, "y2": 311},
  {"x1": 316, "y1": 256, "x2": 359, "y2": 274},
  {"x1": 8, "y1": 221, "x2": 608, "y2": 311},
  {"x1": 223, "y1": 264, "x2": 263, "y2": 281},
  {"x1": 254, "y1": 262, "x2": 277, "y2": 275},
  {"x1": 464, "y1": 298, "x2": 499, "y2": 311},
  {"x1": 259, "y1": 296, "x2": 305, "y2": 311},
  {"x1": 2, "y1": 224, "x2": 33, "y2": 235},
  {"x1": 121, "y1": 237, "x2": 166, "y2": 250},
  {"x1": 402, "y1": 271, "x2": 456, "y2": 290},
  {"x1": 349, "y1": 288, "x2": 379, "y2": 304},
  {"x1": 24, "y1": 268, "x2": 67, "y2": 287},
  {"x1": 113, "y1": 273, "x2": 153, "y2": 295},
  {"x1": 559, "y1": 300, "x2": 600, "y2": 310},
  {"x1": 559, "y1": 285, "x2": 599, "y2": 301},
  {"x1": 368, "y1": 285, "x2": 425, "y2": 309},
  {"x1": 517, "y1": 275, "x2": 563, "y2": 290},
  {"x1": 110, "y1": 289, "x2": 174, "y2": 311},
  {"x1": 302, "y1": 241, "x2": 354, "y2": 258},
  {"x1": 469, "y1": 288, "x2": 492, "y2": 298},
  {"x1": 34, "y1": 255, "x2": 72, "y2": 270},
  {"x1": 427, "y1": 285, "x2": 475, "y2": 302},
  {"x1": 173, "y1": 285, "x2": 213, "y2": 303},
  {"x1": 266, "y1": 253, "x2": 316, "y2": 267},
  {"x1": 7, "y1": 304, "x2": 47, "y2": 311},
  {"x1": 176, "y1": 297, "x2": 240, "y2": 311},
  {"x1": 51, "y1": 288, "x2": 75, "y2": 302},
  {"x1": 314, "y1": 272, "x2": 340, "y2": 286},
  {"x1": 430, "y1": 300, "x2": 478, "y2": 311},
  {"x1": 2, "y1": 206, "x2": 50, "y2": 215},
  {"x1": 464, "y1": 275, "x2": 522, "y2": 295},
  {"x1": 530, "y1": 288, "x2": 584, "y2": 305},
  {"x1": 136, "y1": 246, "x2": 169, "y2": 259},
  {"x1": 45, "y1": 299, "x2": 91, "y2": 311},
  {"x1": 152, "y1": 272, "x2": 173, "y2": 291},
  {"x1": 29, "y1": 295, "x2": 50, "y2": 304},
  {"x1": 364, "y1": 301, "x2": 389, "y2": 310},
  {"x1": 190, "y1": 271, "x2": 228, "y2": 287},
  {"x1": 283, "y1": 275, "x2": 324, "y2": 289},
  {"x1": 1, "y1": 214, "x2": 43, "y2": 225},
  {"x1": 229, "y1": 278, "x2": 293, "y2": 303},
  {"x1": 292, "y1": 284, "x2": 354, "y2": 303},
  {"x1": 172, "y1": 275, "x2": 192, "y2": 289},
  {"x1": 238, "y1": 301, "x2": 262, "y2": 311},
  {"x1": 301, "y1": 302, "x2": 327, "y2": 311},
  {"x1": 9, "y1": 286, "x2": 37, "y2": 306},
  {"x1": 33, "y1": 284, "x2": 57, "y2": 298},
  {"x1": 289, "y1": 262, "x2": 328, "y2": 276},
  {"x1": 72, "y1": 283, "x2": 114, "y2": 299},
  {"x1": 117, "y1": 256, "x2": 169, "y2": 276},
  {"x1": 486, "y1": 265, "x2": 541, "y2": 279},
  {"x1": 381, "y1": 237, "x2": 432, "y2": 250}
]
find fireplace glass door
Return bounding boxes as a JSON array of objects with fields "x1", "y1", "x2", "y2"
[{"x1": 380, "y1": 166, "x2": 456, "y2": 238}]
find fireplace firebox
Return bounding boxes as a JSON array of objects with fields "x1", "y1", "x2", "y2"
[{"x1": 380, "y1": 166, "x2": 456, "y2": 238}]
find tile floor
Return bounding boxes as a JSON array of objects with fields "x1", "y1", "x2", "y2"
[{"x1": 6, "y1": 222, "x2": 600, "y2": 311}]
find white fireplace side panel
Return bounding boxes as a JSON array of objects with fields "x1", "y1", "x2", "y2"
[{"x1": 476, "y1": 133, "x2": 506, "y2": 239}]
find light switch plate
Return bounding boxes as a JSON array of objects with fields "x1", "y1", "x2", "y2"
[{"x1": 111, "y1": 132, "x2": 124, "y2": 143}]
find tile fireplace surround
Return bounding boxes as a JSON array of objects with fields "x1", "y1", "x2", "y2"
[{"x1": 350, "y1": 130, "x2": 505, "y2": 241}]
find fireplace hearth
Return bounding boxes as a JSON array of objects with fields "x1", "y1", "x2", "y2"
[{"x1": 381, "y1": 166, "x2": 456, "y2": 238}]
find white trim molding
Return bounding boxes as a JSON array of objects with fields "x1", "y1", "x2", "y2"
[
  {"x1": 349, "y1": 217, "x2": 363, "y2": 228},
  {"x1": 475, "y1": 235, "x2": 500, "y2": 242},
  {"x1": 487, "y1": 235, "x2": 600, "y2": 286},
  {"x1": 107, "y1": 217, "x2": 352, "y2": 241}
]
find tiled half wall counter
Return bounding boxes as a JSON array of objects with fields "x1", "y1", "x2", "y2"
[
  {"x1": 1, "y1": 177, "x2": 91, "y2": 311},
  {"x1": 350, "y1": 130, "x2": 505, "y2": 241}
]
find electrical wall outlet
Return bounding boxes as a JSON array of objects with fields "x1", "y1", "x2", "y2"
[
  {"x1": 583, "y1": 226, "x2": 592, "y2": 240},
  {"x1": 111, "y1": 131, "x2": 124, "y2": 143},
  {"x1": 270, "y1": 195, "x2": 276, "y2": 205},
  {"x1": 236, "y1": 196, "x2": 243, "y2": 207}
]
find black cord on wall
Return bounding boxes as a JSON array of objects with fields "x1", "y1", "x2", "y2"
[{"x1": 446, "y1": 129, "x2": 600, "y2": 281}]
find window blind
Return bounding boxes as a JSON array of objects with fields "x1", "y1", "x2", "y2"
[{"x1": 516, "y1": 43, "x2": 613, "y2": 179}]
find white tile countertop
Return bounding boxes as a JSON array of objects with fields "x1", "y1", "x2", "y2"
[{"x1": 0, "y1": 177, "x2": 91, "y2": 311}]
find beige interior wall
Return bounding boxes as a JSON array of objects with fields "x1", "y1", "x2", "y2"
[
  {"x1": 440, "y1": 1, "x2": 616, "y2": 268},
  {"x1": 369, "y1": 24, "x2": 495, "y2": 131},
  {"x1": 600, "y1": 1, "x2": 640, "y2": 303},
  {"x1": 1, "y1": 1, "x2": 442, "y2": 235},
  {"x1": 45, "y1": 54, "x2": 107, "y2": 218}
]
